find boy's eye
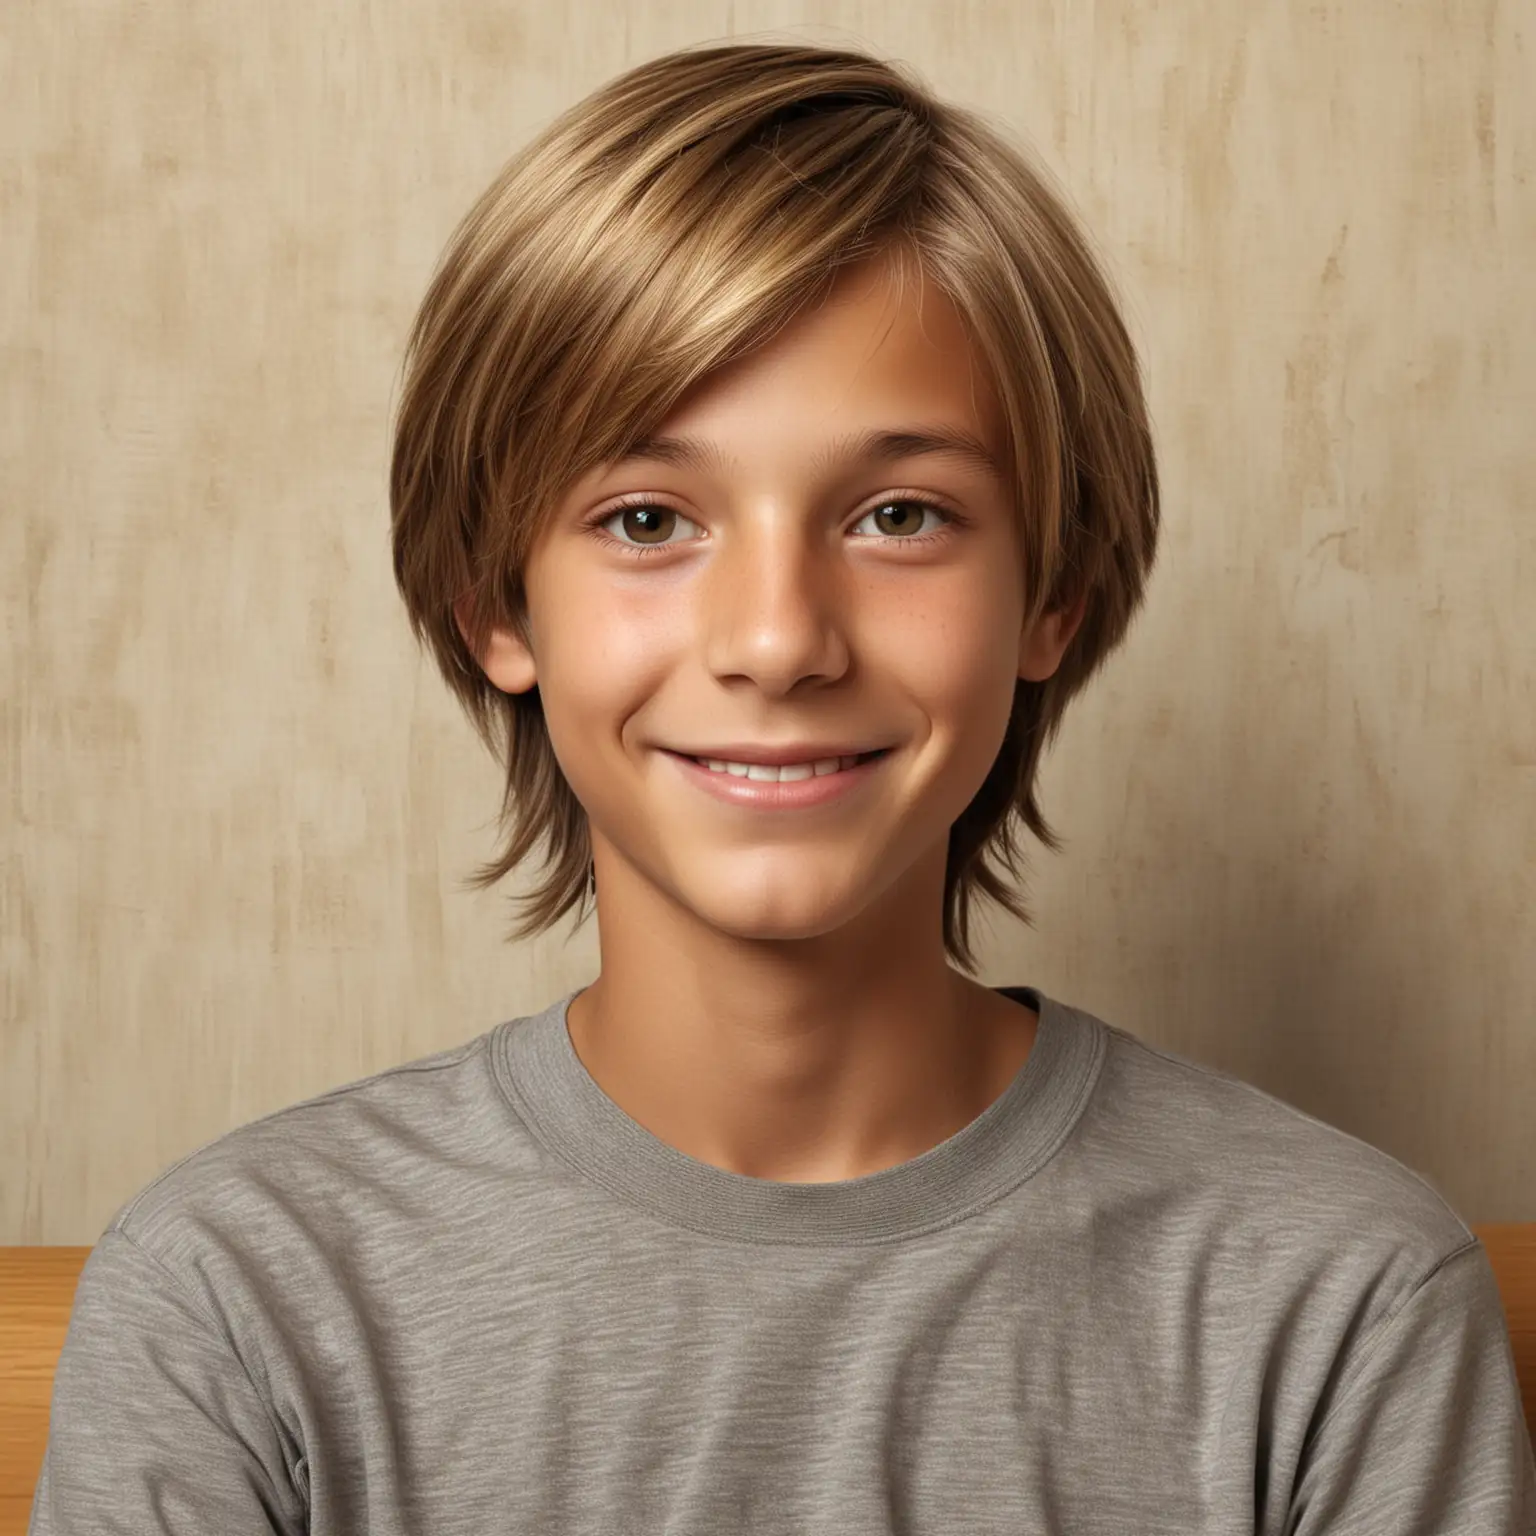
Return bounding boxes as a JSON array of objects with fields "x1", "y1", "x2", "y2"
[
  {"x1": 603, "y1": 504, "x2": 699, "y2": 548},
  {"x1": 591, "y1": 498, "x2": 953, "y2": 553},
  {"x1": 856, "y1": 501, "x2": 948, "y2": 539}
]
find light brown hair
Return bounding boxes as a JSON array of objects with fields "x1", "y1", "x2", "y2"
[{"x1": 390, "y1": 41, "x2": 1160, "y2": 973}]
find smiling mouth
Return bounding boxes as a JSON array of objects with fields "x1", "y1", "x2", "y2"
[{"x1": 677, "y1": 748, "x2": 889, "y2": 779}]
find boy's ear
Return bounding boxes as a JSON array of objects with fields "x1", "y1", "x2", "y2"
[
  {"x1": 1018, "y1": 584, "x2": 1089, "y2": 683},
  {"x1": 454, "y1": 592, "x2": 539, "y2": 695}
]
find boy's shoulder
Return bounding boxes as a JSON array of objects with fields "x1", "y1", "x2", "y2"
[
  {"x1": 102, "y1": 1024, "x2": 508, "y2": 1257},
  {"x1": 1067, "y1": 992, "x2": 1477, "y2": 1275}
]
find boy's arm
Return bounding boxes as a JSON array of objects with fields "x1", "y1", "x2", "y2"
[
  {"x1": 1286, "y1": 1239, "x2": 1536, "y2": 1533},
  {"x1": 28, "y1": 1228, "x2": 306, "y2": 1535}
]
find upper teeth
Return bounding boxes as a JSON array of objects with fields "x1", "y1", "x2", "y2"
[{"x1": 698, "y1": 756, "x2": 862, "y2": 781}]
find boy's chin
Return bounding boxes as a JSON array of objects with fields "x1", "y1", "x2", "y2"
[{"x1": 664, "y1": 867, "x2": 891, "y2": 943}]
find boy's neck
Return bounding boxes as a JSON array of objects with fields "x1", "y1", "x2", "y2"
[{"x1": 562, "y1": 964, "x2": 1038, "y2": 1185}]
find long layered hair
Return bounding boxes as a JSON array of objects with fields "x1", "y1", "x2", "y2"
[{"x1": 390, "y1": 42, "x2": 1160, "y2": 972}]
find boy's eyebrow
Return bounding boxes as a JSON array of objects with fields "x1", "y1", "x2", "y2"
[{"x1": 612, "y1": 426, "x2": 1005, "y2": 482}]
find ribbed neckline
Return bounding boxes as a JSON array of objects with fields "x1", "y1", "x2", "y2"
[{"x1": 491, "y1": 984, "x2": 1106, "y2": 1246}]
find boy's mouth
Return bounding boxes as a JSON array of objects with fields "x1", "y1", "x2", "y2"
[{"x1": 669, "y1": 747, "x2": 890, "y2": 779}]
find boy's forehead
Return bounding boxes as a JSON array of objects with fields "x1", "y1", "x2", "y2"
[
  {"x1": 619, "y1": 257, "x2": 1005, "y2": 468},
  {"x1": 715, "y1": 254, "x2": 983, "y2": 389}
]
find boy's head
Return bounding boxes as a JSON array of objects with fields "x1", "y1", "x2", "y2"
[{"x1": 390, "y1": 42, "x2": 1159, "y2": 974}]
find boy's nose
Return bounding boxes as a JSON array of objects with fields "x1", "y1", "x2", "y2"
[{"x1": 696, "y1": 535, "x2": 853, "y2": 693}]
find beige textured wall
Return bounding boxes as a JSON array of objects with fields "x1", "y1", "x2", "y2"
[{"x1": 5, "y1": 2, "x2": 1533, "y2": 1241}]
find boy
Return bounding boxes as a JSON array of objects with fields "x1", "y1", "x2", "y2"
[{"x1": 32, "y1": 40, "x2": 1535, "y2": 1534}]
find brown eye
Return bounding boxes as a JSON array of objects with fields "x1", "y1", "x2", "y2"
[
  {"x1": 616, "y1": 505, "x2": 676, "y2": 544},
  {"x1": 858, "y1": 501, "x2": 947, "y2": 539},
  {"x1": 598, "y1": 503, "x2": 703, "y2": 549}
]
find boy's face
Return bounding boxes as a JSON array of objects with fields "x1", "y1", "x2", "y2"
[{"x1": 464, "y1": 252, "x2": 1083, "y2": 947}]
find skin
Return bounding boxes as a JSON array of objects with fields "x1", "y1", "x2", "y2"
[{"x1": 458, "y1": 250, "x2": 1086, "y2": 1184}]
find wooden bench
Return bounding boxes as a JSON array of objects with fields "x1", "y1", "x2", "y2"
[{"x1": 4, "y1": 1229, "x2": 1534, "y2": 1532}]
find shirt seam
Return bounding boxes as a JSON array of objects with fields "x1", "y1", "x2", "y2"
[
  {"x1": 1300, "y1": 1236, "x2": 1483, "y2": 1452},
  {"x1": 487, "y1": 998, "x2": 1109, "y2": 1249},
  {"x1": 106, "y1": 1223, "x2": 312, "y2": 1511}
]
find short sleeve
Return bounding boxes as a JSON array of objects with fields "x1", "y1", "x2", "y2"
[
  {"x1": 28, "y1": 1228, "x2": 307, "y2": 1535},
  {"x1": 1286, "y1": 1239, "x2": 1536, "y2": 1534}
]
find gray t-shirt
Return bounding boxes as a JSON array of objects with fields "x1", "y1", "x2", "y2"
[{"x1": 29, "y1": 985, "x2": 1536, "y2": 1533}]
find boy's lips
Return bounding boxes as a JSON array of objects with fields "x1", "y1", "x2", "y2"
[
  {"x1": 660, "y1": 747, "x2": 892, "y2": 808},
  {"x1": 661, "y1": 743, "x2": 893, "y2": 767}
]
